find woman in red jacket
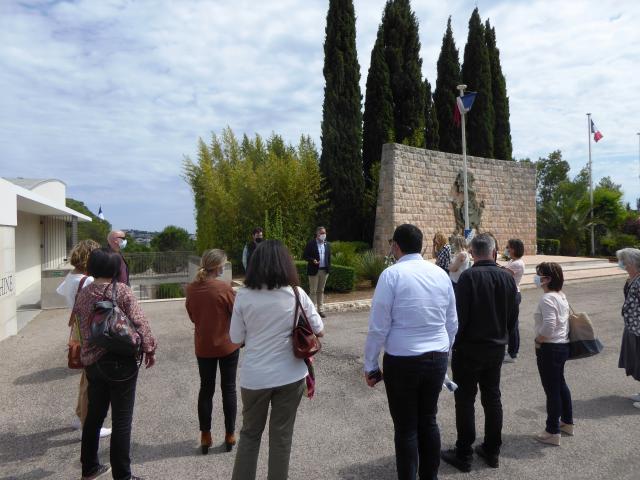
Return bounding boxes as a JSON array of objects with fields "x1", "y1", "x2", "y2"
[{"x1": 185, "y1": 249, "x2": 239, "y2": 454}]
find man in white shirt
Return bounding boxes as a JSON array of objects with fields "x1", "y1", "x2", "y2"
[{"x1": 364, "y1": 224, "x2": 458, "y2": 480}]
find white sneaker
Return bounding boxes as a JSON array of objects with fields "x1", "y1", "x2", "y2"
[
  {"x1": 99, "y1": 427, "x2": 112, "y2": 438},
  {"x1": 503, "y1": 353, "x2": 516, "y2": 364},
  {"x1": 629, "y1": 393, "x2": 640, "y2": 402},
  {"x1": 71, "y1": 416, "x2": 82, "y2": 430}
]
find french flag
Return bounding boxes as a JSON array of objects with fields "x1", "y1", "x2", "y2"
[
  {"x1": 453, "y1": 92, "x2": 477, "y2": 127},
  {"x1": 98, "y1": 205, "x2": 105, "y2": 220},
  {"x1": 591, "y1": 120, "x2": 603, "y2": 143}
]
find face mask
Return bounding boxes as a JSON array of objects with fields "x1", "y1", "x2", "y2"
[
  {"x1": 504, "y1": 249, "x2": 510, "y2": 258},
  {"x1": 534, "y1": 275, "x2": 544, "y2": 288},
  {"x1": 618, "y1": 261, "x2": 626, "y2": 270},
  {"x1": 117, "y1": 238, "x2": 127, "y2": 249},
  {"x1": 319, "y1": 234, "x2": 327, "y2": 241},
  {"x1": 255, "y1": 237, "x2": 263, "y2": 243}
]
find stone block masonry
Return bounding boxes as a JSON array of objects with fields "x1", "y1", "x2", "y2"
[{"x1": 373, "y1": 143, "x2": 537, "y2": 257}]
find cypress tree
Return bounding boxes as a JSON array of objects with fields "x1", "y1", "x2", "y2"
[
  {"x1": 485, "y1": 20, "x2": 512, "y2": 160},
  {"x1": 362, "y1": 25, "x2": 394, "y2": 187},
  {"x1": 319, "y1": 0, "x2": 364, "y2": 240},
  {"x1": 382, "y1": 0, "x2": 425, "y2": 147},
  {"x1": 461, "y1": 7, "x2": 494, "y2": 158},
  {"x1": 424, "y1": 79, "x2": 439, "y2": 150},
  {"x1": 434, "y1": 17, "x2": 461, "y2": 154}
]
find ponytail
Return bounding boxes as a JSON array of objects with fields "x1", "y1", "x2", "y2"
[{"x1": 194, "y1": 249, "x2": 227, "y2": 282}]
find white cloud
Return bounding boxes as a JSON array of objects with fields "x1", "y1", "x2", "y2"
[{"x1": 1, "y1": 0, "x2": 639, "y2": 231}]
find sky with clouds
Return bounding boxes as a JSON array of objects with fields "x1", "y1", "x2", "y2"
[{"x1": 1, "y1": 0, "x2": 639, "y2": 233}]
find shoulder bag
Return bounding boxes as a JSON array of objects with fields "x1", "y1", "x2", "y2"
[
  {"x1": 567, "y1": 304, "x2": 603, "y2": 360},
  {"x1": 67, "y1": 276, "x2": 88, "y2": 369},
  {"x1": 89, "y1": 280, "x2": 142, "y2": 357},
  {"x1": 291, "y1": 286, "x2": 321, "y2": 359}
]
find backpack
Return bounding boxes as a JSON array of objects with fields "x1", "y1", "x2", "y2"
[{"x1": 89, "y1": 280, "x2": 142, "y2": 357}]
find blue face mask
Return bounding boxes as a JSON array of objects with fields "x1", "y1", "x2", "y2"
[
  {"x1": 533, "y1": 275, "x2": 542, "y2": 287},
  {"x1": 619, "y1": 261, "x2": 626, "y2": 270}
]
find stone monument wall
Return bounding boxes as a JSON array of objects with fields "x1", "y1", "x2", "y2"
[{"x1": 373, "y1": 143, "x2": 537, "y2": 257}]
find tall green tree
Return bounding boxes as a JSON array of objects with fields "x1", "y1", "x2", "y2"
[
  {"x1": 320, "y1": 0, "x2": 364, "y2": 240},
  {"x1": 433, "y1": 17, "x2": 461, "y2": 154},
  {"x1": 150, "y1": 225, "x2": 194, "y2": 251},
  {"x1": 382, "y1": 0, "x2": 426, "y2": 147},
  {"x1": 362, "y1": 25, "x2": 394, "y2": 187},
  {"x1": 461, "y1": 8, "x2": 494, "y2": 158},
  {"x1": 424, "y1": 79, "x2": 439, "y2": 150},
  {"x1": 536, "y1": 150, "x2": 570, "y2": 205},
  {"x1": 485, "y1": 20, "x2": 512, "y2": 160}
]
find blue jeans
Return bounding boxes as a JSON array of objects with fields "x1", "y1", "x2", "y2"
[
  {"x1": 383, "y1": 351, "x2": 448, "y2": 480},
  {"x1": 536, "y1": 343, "x2": 573, "y2": 434}
]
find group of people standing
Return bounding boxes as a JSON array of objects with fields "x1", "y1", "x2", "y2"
[{"x1": 58, "y1": 223, "x2": 640, "y2": 480}]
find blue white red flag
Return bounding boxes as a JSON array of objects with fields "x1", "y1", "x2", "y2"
[
  {"x1": 98, "y1": 205, "x2": 105, "y2": 220},
  {"x1": 591, "y1": 119, "x2": 603, "y2": 142},
  {"x1": 453, "y1": 92, "x2": 477, "y2": 127}
]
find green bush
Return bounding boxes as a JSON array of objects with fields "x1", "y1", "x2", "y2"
[
  {"x1": 537, "y1": 239, "x2": 560, "y2": 255},
  {"x1": 294, "y1": 261, "x2": 355, "y2": 293},
  {"x1": 156, "y1": 283, "x2": 184, "y2": 299},
  {"x1": 332, "y1": 241, "x2": 370, "y2": 256},
  {"x1": 356, "y1": 250, "x2": 387, "y2": 287},
  {"x1": 600, "y1": 233, "x2": 639, "y2": 257}
]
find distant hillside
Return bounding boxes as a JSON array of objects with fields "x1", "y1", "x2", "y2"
[{"x1": 66, "y1": 198, "x2": 112, "y2": 244}]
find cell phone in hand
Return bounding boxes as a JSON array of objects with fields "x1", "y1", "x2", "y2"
[{"x1": 367, "y1": 369, "x2": 383, "y2": 385}]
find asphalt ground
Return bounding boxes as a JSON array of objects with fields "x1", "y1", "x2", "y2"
[{"x1": 1, "y1": 276, "x2": 639, "y2": 480}]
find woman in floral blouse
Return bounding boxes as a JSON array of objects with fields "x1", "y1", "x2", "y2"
[
  {"x1": 75, "y1": 248, "x2": 157, "y2": 480},
  {"x1": 616, "y1": 248, "x2": 640, "y2": 410}
]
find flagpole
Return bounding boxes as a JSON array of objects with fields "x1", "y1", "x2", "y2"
[
  {"x1": 457, "y1": 84, "x2": 469, "y2": 235},
  {"x1": 587, "y1": 113, "x2": 594, "y2": 256}
]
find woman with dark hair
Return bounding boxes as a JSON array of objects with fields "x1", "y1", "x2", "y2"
[
  {"x1": 75, "y1": 248, "x2": 157, "y2": 480},
  {"x1": 230, "y1": 240, "x2": 324, "y2": 480},
  {"x1": 504, "y1": 238, "x2": 525, "y2": 363},
  {"x1": 533, "y1": 262, "x2": 573, "y2": 446},
  {"x1": 185, "y1": 249, "x2": 239, "y2": 454}
]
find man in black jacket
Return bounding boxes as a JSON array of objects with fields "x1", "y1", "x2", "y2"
[
  {"x1": 302, "y1": 226, "x2": 331, "y2": 318},
  {"x1": 441, "y1": 233, "x2": 517, "y2": 472}
]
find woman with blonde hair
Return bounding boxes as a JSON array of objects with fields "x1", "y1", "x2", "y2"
[
  {"x1": 448, "y1": 235, "x2": 471, "y2": 288},
  {"x1": 185, "y1": 249, "x2": 239, "y2": 453},
  {"x1": 433, "y1": 232, "x2": 452, "y2": 273},
  {"x1": 56, "y1": 239, "x2": 111, "y2": 438}
]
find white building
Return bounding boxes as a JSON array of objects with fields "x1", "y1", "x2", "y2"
[{"x1": 0, "y1": 177, "x2": 91, "y2": 340}]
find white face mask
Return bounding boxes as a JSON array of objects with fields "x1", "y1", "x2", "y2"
[
  {"x1": 504, "y1": 249, "x2": 510, "y2": 258},
  {"x1": 117, "y1": 238, "x2": 127, "y2": 250},
  {"x1": 318, "y1": 234, "x2": 327, "y2": 242},
  {"x1": 619, "y1": 261, "x2": 626, "y2": 270},
  {"x1": 533, "y1": 275, "x2": 542, "y2": 288}
]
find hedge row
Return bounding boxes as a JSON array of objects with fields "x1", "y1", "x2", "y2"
[
  {"x1": 294, "y1": 261, "x2": 356, "y2": 293},
  {"x1": 537, "y1": 239, "x2": 560, "y2": 255}
]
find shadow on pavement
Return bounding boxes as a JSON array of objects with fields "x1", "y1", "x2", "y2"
[
  {"x1": 13, "y1": 367, "x2": 77, "y2": 385},
  {"x1": 573, "y1": 395, "x2": 639, "y2": 418},
  {"x1": 337, "y1": 455, "x2": 396, "y2": 480},
  {"x1": 0, "y1": 428, "x2": 77, "y2": 463},
  {"x1": 498, "y1": 433, "x2": 547, "y2": 460},
  {"x1": 132, "y1": 439, "x2": 218, "y2": 462},
  {"x1": 0, "y1": 468, "x2": 55, "y2": 480}
]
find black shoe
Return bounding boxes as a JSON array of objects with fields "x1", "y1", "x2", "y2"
[
  {"x1": 130, "y1": 476, "x2": 145, "y2": 480},
  {"x1": 319, "y1": 312, "x2": 326, "y2": 318},
  {"x1": 441, "y1": 448, "x2": 472, "y2": 472},
  {"x1": 474, "y1": 444, "x2": 499, "y2": 468},
  {"x1": 81, "y1": 465, "x2": 111, "y2": 480}
]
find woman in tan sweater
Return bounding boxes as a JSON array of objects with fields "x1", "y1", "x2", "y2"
[{"x1": 185, "y1": 249, "x2": 239, "y2": 454}]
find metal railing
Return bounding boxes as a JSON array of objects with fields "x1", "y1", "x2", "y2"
[{"x1": 123, "y1": 251, "x2": 195, "y2": 279}]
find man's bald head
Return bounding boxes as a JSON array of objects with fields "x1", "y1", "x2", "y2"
[{"x1": 107, "y1": 230, "x2": 126, "y2": 251}]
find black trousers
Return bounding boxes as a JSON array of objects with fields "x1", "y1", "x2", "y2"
[
  {"x1": 81, "y1": 354, "x2": 139, "y2": 480},
  {"x1": 536, "y1": 343, "x2": 573, "y2": 434},
  {"x1": 507, "y1": 292, "x2": 522, "y2": 358},
  {"x1": 383, "y1": 351, "x2": 448, "y2": 480},
  {"x1": 197, "y1": 349, "x2": 239, "y2": 434},
  {"x1": 451, "y1": 347, "x2": 504, "y2": 456}
]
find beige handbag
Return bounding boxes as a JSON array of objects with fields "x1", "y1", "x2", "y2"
[{"x1": 568, "y1": 305, "x2": 603, "y2": 360}]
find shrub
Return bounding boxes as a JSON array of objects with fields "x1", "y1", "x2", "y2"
[
  {"x1": 600, "y1": 233, "x2": 639, "y2": 257},
  {"x1": 537, "y1": 239, "x2": 560, "y2": 255},
  {"x1": 156, "y1": 283, "x2": 184, "y2": 299},
  {"x1": 356, "y1": 250, "x2": 387, "y2": 287},
  {"x1": 294, "y1": 261, "x2": 355, "y2": 293}
]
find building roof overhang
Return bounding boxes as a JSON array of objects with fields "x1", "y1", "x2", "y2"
[{"x1": 15, "y1": 188, "x2": 91, "y2": 222}]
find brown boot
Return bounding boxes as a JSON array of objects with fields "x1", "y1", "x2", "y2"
[
  {"x1": 224, "y1": 433, "x2": 236, "y2": 452},
  {"x1": 200, "y1": 431, "x2": 212, "y2": 455}
]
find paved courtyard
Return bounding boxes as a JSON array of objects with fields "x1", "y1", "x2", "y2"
[{"x1": 2, "y1": 276, "x2": 640, "y2": 480}]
